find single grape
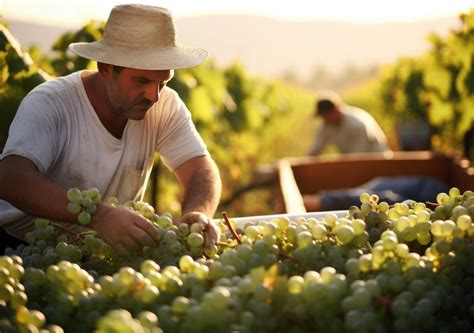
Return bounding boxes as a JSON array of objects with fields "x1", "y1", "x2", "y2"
[
  {"x1": 359, "y1": 192, "x2": 370, "y2": 203},
  {"x1": 456, "y1": 215, "x2": 472, "y2": 230},
  {"x1": 66, "y1": 188, "x2": 82, "y2": 203},
  {"x1": 187, "y1": 232, "x2": 204, "y2": 247},
  {"x1": 336, "y1": 225, "x2": 355, "y2": 245},
  {"x1": 78, "y1": 211, "x2": 91, "y2": 225}
]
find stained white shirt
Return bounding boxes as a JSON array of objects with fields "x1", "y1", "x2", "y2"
[{"x1": 0, "y1": 70, "x2": 209, "y2": 238}]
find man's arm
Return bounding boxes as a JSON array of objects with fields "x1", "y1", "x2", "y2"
[
  {"x1": 175, "y1": 155, "x2": 221, "y2": 217},
  {"x1": 0, "y1": 155, "x2": 160, "y2": 256},
  {"x1": 308, "y1": 124, "x2": 326, "y2": 156},
  {"x1": 174, "y1": 155, "x2": 222, "y2": 244}
]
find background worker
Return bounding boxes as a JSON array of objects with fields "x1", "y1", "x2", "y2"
[{"x1": 308, "y1": 91, "x2": 390, "y2": 155}]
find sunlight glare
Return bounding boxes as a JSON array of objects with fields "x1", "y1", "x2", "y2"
[{"x1": 1, "y1": 0, "x2": 473, "y2": 26}]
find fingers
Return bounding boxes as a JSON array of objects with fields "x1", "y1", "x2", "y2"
[
  {"x1": 110, "y1": 234, "x2": 142, "y2": 255},
  {"x1": 93, "y1": 205, "x2": 160, "y2": 256},
  {"x1": 111, "y1": 233, "x2": 151, "y2": 257},
  {"x1": 204, "y1": 220, "x2": 220, "y2": 247},
  {"x1": 96, "y1": 205, "x2": 222, "y2": 257},
  {"x1": 180, "y1": 212, "x2": 209, "y2": 230},
  {"x1": 180, "y1": 212, "x2": 220, "y2": 246},
  {"x1": 179, "y1": 212, "x2": 203, "y2": 225},
  {"x1": 130, "y1": 221, "x2": 159, "y2": 247},
  {"x1": 134, "y1": 215, "x2": 161, "y2": 242}
]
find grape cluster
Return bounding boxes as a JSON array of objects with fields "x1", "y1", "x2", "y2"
[
  {"x1": 66, "y1": 188, "x2": 101, "y2": 225},
  {"x1": 0, "y1": 188, "x2": 473, "y2": 332}
]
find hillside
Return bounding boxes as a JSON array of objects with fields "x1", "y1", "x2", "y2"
[{"x1": 4, "y1": 14, "x2": 459, "y2": 79}]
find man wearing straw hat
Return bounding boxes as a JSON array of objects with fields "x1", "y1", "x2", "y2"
[{"x1": 0, "y1": 4, "x2": 221, "y2": 256}]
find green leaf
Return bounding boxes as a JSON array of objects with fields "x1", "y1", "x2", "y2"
[
  {"x1": 456, "y1": 64, "x2": 474, "y2": 95},
  {"x1": 456, "y1": 96, "x2": 474, "y2": 136},
  {"x1": 428, "y1": 96, "x2": 454, "y2": 125},
  {"x1": 424, "y1": 65, "x2": 452, "y2": 98},
  {"x1": 187, "y1": 86, "x2": 214, "y2": 124}
]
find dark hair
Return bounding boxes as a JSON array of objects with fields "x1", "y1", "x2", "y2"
[
  {"x1": 112, "y1": 65, "x2": 124, "y2": 74},
  {"x1": 316, "y1": 99, "x2": 337, "y2": 116},
  {"x1": 315, "y1": 91, "x2": 342, "y2": 116}
]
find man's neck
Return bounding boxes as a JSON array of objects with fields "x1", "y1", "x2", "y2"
[{"x1": 81, "y1": 72, "x2": 128, "y2": 139}]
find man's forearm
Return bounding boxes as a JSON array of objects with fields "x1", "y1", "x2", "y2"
[
  {"x1": 0, "y1": 156, "x2": 161, "y2": 254},
  {"x1": 181, "y1": 160, "x2": 221, "y2": 217},
  {"x1": 0, "y1": 156, "x2": 77, "y2": 224}
]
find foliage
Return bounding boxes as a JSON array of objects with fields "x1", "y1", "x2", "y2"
[
  {"x1": 152, "y1": 62, "x2": 315, "y2": 216},
  {"x1": 0, "y1": 22, "x2": 315, "y2": 218},
  {"x1": 49, "y1": 21, "x2": 103, "y2": 76},
  {"x1": 345, "y1": 9, "x2": 474, "y2": 156},
  {"x1": 2, "y1": 8, "x2": 472, "y2": 217},
  {"x1": 0, "y1": 24, "x2": 50, "y2": 151}
]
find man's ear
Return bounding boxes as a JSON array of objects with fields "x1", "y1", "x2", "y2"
[{"x1": 97, "y1": 62, "x2": 113, "y2": 77}]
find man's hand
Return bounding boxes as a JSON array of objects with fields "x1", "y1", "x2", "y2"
[
  {"x1": 177, "y1": 211, "x2": 220, "y2": 247},
  {"x1": 90, "y1": 204, "x2": 160, "y2": 257}
]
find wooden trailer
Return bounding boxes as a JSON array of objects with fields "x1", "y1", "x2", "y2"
[{"x1": 276, "y1": 151, "x2": 474, "y2": 214}]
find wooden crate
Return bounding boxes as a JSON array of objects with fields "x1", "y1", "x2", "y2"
[{"x1": 276, "y1": 151, "x2": 474, "y2": 214}]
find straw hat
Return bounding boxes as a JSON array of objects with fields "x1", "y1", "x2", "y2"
[{"x1": 69, "y1": 4, "x2": 208, "y2": 70}]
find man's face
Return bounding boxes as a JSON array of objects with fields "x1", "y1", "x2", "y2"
[
  {"x1": 105, "y1": 67, "x2": 174, "y2": 120},
  {"x1": 322, "y1": 108, "x2": 342, "y2": 126}
]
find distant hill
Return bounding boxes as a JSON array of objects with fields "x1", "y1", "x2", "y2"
[
  {"x1": 4, "y1": 14, "x2": 460, "y2": 79},
  {"x1": 5, "y1": 19, "x2": 70, "y2": 52}
]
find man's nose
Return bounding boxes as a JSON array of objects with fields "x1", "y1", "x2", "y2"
[{"x1": 145, "y1": 83, "x2": 159, "y2": 104}]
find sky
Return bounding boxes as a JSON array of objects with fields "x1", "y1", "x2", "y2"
[{"x1": 1, "y1": 0, "x2": 473, "y2": 26}]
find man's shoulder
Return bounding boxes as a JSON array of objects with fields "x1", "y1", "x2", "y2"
[
  {"x1": 342, "y1": 105, "x2": 370, "y2": 116},
  {"x1": 27, "y1": 71, "x2": 81, "y2": 99},
  {"x1": 156, "y1": 86, "x2": 183, "y2": 109},
  {"x1": 161, "y1": 86, "x2": 176, "y2": 99},
  {"x1": 342, "y1": 106, "x2": 375, "y2": 123}
]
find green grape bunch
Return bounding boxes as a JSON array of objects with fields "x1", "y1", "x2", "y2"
[{"x1": 0, "y1": 187, "x2": 473, "y2": 333}]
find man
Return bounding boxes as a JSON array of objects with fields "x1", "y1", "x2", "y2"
[
  {"x1": 308, "y1": 91, "x2": 390, "y2": 155},
  {"x1": 0, "y1": 4, "x2": 221, "y2": 256}
]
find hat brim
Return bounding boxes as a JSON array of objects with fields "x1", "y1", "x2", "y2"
[{"x1": 68, "y1": 41, "x2": 208, "y2": 70}]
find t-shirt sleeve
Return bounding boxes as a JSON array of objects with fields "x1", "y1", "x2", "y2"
[
  {"x1": 1, "y1": 92, "x2": 62, "y2": 173},
  {"x1": 155, "y1": 90, "x2": 209, "y2": 171}
]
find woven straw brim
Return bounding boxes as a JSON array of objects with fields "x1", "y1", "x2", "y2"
[{"x1": 69, "y1": 41, "x2": 208, "y2": 70}]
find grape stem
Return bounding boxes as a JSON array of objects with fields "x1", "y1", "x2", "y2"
[
  {"x1": 222, "y1": 211, "x2": 242, "y2": 244},
  {"x1": 50, "y1": 222, "x2": 97, "y2": 245},
  {"x1": 425, "y1": 201, "x2": 439, "y2": 209},
  {"x1": 50, "y1": 221, "x2": 80, "y2": 236}
]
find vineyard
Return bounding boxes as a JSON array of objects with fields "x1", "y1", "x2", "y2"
[
  {"x1": 0, "y1": 20, "x2": 316, "y2": 218},
  {"x1": 1, "y1": 10, "x2": 474, "y2": 217},
  {"x1": 344, "y1": 9, "x2": 474, "y2": 158},
  {"x1": 1, "y1": 7, "x2": 474, "y2": 333}
]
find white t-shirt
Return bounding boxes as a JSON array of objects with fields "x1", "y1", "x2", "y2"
[
  {"x1": 310, "y1": 106, "x2": 390, "y2": 155},
  {"x1": 0, "y1": 70, "x2": 209, "y2": 238}
]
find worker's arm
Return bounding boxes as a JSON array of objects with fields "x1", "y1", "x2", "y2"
[
  {"x1": 308, "y1": 124, "x2": 327, "y2": 156},
  {"x1": 0, "y1": 155, "x2": 159, "y2": 256},
  {"x1": 174, "y1": 155, "x2": 222, "y2": 244}
]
